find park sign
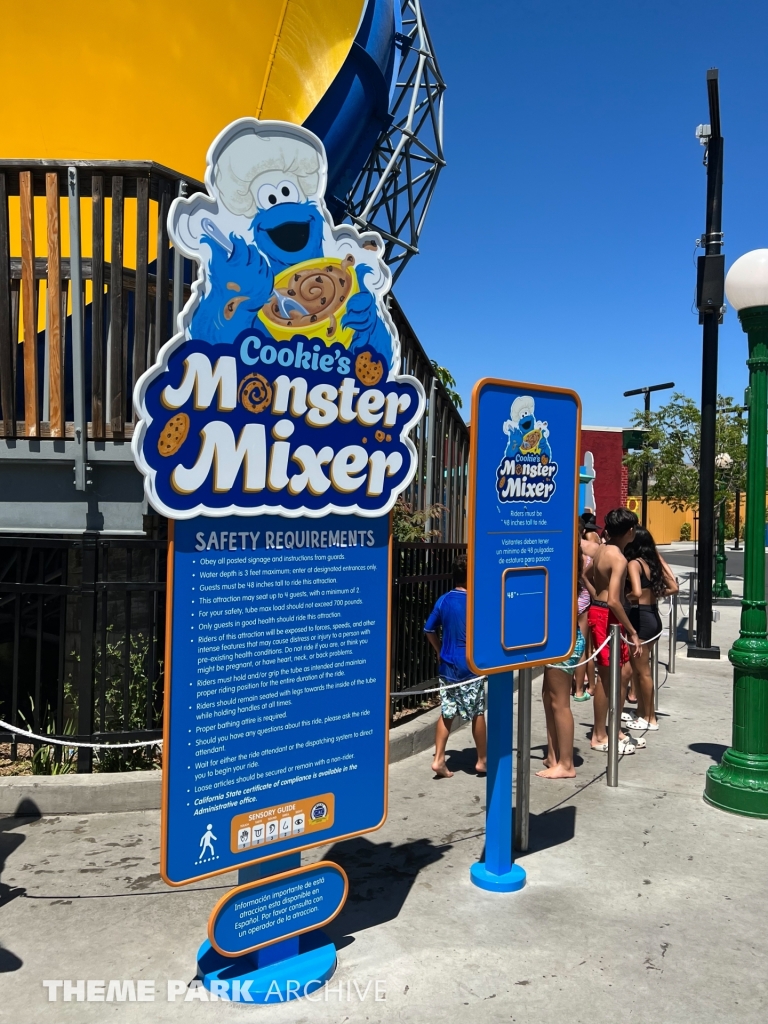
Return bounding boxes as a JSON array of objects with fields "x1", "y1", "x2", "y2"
[
  {"x1": 467, "y1": 379, "x2": 581, "y2": 674},
  {"x1": 131, "y1": 119, "x2": 424, "y2": 899},
  {"x1": 133, "y1": 119, "x2": 423, "y2": 520}
]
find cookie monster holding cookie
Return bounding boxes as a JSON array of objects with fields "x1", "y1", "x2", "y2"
[
  {"x1": 502, "y1": 395, "x2": 552, "y2": 461},
  {"x1": 169, "y1": 119, "x2": 396, "y2": 377}
]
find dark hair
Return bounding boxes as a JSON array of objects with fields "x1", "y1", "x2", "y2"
[
  {"x1": 453, "y1": 555, "x2": 467, "y2": 587},
  {"x1": 624, "y1": 526, "x2": 666, "y2": 597},
  {"x1": 603, "y1": 507, "x2": 638, "y2": 539}
]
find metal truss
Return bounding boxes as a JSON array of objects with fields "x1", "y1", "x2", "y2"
[{"x1": 343, "y1": 0, "x2": 446, "y2": 283}]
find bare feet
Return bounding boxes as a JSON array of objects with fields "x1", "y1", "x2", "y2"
[
  {"x1": 432, "y1": 759, "x2": 453, "y2": 778},
  {"x1": 476, "y1": 759, "x2": 487, "y2": 773},
  {"x1": 536, "y1": 765, "x2": 576, "y2": 779}
]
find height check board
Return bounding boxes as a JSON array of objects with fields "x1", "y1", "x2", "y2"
[
  {"x1": 467, "y1": 379, "x2": 581, "y2": 674},
  {"x1": 130, "y1": 118, "x2": 425, "y2": 886}
]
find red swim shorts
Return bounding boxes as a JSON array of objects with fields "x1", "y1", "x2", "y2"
[{"x1": 587, "y1": 602, "x2": 629, "y2": 667}]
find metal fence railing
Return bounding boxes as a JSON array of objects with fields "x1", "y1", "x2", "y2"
[
  {"x1": 0, "y1": 528, "x2": 167, "y2": 772},
  {"x1": 389, "y1": 298, "x2": 469, "y2": 543},
  {"x1": 390, "y1": 541, "x2": 467, "y2": 716}
]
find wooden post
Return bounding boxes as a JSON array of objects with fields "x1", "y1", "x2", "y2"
[
  {"x1": 132, "y1": 176, "x2": 149, "y2": 411},
  {"x1": 46, "y1": 172, "x2": 64, "y2": 437},
  {"x1": 109, "y1": 176, "x2": 124, "y2": 437},
  {"x1": 20, "y1": 171, "x2": 39, "y2": 437},
  {"x1": 91, "y1": 176, "x2": 104, "y2": 438},
  {"x1": 0, "y1": 172, "x2": 13, "y2": 435},
  {"x1": 153, "y1": 179, "x2": 170, "y2": 363}
]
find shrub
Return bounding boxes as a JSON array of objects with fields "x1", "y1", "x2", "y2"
[{"x1": 680, "y1": 522, "x2": 692, "y2": 541}]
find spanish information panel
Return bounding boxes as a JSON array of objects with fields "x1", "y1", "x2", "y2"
[
  {"x1": 163, "y1": 514, "x2": 390, "y2": 885},
  {"x1": 468, "y1": 380, "x2": 581, "y2": 674}
]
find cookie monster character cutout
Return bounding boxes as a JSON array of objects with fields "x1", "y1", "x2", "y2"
[
  {"x1": 503, "y1": 396, "x2": 552, "y2": 462},
  {"x1": 132, "y1": 118, "x2": 425, "y2": 521},
  {"x1": 169, "y1": 118, "x2": 396, "y2": 373}
]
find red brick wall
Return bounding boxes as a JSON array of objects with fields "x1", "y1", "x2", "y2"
[{"x1": 581, "y1": 428, "x2": 627, "y2": 526}]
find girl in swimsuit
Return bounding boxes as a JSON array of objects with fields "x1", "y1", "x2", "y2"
[
  {"x1": 539, "y1": 545, "x2": 588, "y2": 779},
  {"x1": 624, "y1": 527, "x2": 678, "y2": 732},
  {"x1": 573, "y1": 518, "x2": 598, "y2": 700}
]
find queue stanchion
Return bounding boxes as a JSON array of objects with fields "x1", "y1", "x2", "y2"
[
  {"x1": 514, "y1": 667, "x2": 532, "y2": 853},
  {"x1": 688, "y1": 570, "x2": 697, "y2": 646},
  {"x1": 606, "y1": 624, "x2": 621, "y2": 788},
  {"x1": 669, "y1": 593, "x2": 677, "y2": 674},
  {"x1": 652, "y1": 640, "x2": 660, "y2": 712}
]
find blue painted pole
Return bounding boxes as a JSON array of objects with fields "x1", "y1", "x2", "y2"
[{"x1": 470, "y1": 671, "x2": 526, "y2": 892}]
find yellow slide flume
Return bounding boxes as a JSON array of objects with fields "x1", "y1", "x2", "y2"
[{"x1": 0, "y1": 0, "x2": 365, "y2": 180}]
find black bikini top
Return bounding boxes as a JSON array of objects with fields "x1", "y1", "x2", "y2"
[{"x1": 626, "y1": 560, "x2": 652, "y2": 592}]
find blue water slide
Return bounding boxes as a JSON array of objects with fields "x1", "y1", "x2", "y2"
[{"x1": 304, "y1": 0, "x2": 402, "y2": 221}]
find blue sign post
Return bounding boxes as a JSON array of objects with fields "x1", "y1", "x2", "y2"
[
  {"x1": 132, "y1": 118, "x2": 424, "y2": 1001},
  {"x1": 467, "y1": 379, "x2": 581, "y2": 892}
]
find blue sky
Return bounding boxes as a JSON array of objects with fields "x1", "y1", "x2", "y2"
[{"x1": 394, "y1": 0, "x2": 768, "y2": 426}]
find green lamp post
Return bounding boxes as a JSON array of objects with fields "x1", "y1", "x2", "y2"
[{"x1": 705, "y1": 249, "x2": 768, "y2": 817}]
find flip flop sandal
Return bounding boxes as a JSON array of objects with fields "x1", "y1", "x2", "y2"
[{"x1": 573, "y1": 693, "x2": 591, "y2": 701}]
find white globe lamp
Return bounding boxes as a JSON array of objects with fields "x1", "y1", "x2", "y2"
[{"x1": 724, "y1": 249, "x2": 768, "y2": 311}]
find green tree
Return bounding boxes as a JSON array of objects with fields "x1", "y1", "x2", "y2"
[
  {"x1": 623, "y1": 392, "x2": 746, "y2": 513},
  {"x1": 392, "y1": 497, "x2": 446, "y2": 541},
  {"x1": 430, "y1": 360, "x2": 463, "y2": 409}
]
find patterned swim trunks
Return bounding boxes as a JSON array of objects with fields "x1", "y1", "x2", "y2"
[
  {"x1": 545, "y1": 628, "x2": 586, "y2": 676},
  {"x1": 439, "y1": 676, "x2": 486, "y2": 721}
]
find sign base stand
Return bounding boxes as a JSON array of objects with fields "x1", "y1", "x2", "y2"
[
  {"x1": 469, "y1": 671, "x2": 527, "y2": 894},
  {"x1": 197, "y1": 931, "x2": 337, "y2": 1002},
  {"x1": 470, "y1": 860, "x2": 526, "y2": 892}
]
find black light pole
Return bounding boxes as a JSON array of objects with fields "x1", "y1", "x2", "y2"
[
  {"x1": 623, "y1": 382, "x2": 675, "y2": 527},
  {"x1": 689, "y1": 68, "x2": 725, "y2": 660}
]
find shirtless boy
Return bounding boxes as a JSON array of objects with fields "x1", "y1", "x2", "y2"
[{"x1": 587, "y1": 508, "x2": 641, "y2": 751}]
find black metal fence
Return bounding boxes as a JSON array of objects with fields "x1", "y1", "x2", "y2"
[
  {"x1": 389, "y1": 298, "x2": 469, "y2": 543},
  {"x1": 0, "y1": 528, "x2": 166, "y2": 772},
  {"x1": 1, "y1": 534, "x2": 466, "y2": 767},
  {"x1": 390, "y1": 541, "x2": 467, "y2": 715}
]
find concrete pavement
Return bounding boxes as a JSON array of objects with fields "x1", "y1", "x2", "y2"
[{"x1": 1, "y1": 603, "x2": 767, "y2": 1023}]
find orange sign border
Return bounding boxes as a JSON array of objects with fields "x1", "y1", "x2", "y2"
[
  {"x1": 207, "y1": 860, "x2": 350, "y2": 958},
  {"x1": 466, "y1": 378, "x2": 582, "y2": 675},
  {"x1": 160, "y1": 515, "x2": 392, "y2": 886}
]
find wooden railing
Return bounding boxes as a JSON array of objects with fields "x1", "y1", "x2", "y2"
[{"x1": 0, "y1": 161, "x2": 204, "y2": 440}]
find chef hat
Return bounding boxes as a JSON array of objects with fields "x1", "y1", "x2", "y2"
[
  {"x1": 509, "y1": 395, "x2": 535, "y2": 427},
  {"x1": 211, "y1": 123, "x2": 324, "y2": 218}
]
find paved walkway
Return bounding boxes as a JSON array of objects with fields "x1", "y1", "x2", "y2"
[{"x1": 1, "y1": 605, "x2": 767, "y2": 1023}]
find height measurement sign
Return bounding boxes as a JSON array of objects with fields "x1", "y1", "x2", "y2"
[
  {"x1": 161, "y1": 515, "x2": 390, "y2": 884},
  {"x1": 467, "y1": 379, "x2": 581, "y2": 673}
]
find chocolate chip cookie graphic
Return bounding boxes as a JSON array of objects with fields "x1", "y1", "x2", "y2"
[
  {"x1": 157, "y1": 414, "x2": 189, "y2": 457},
  {"x1": 239, "y1": 373, "x2": 272, "y2": 414},
  {"x1": 355, "y1": 351, "x2": 384, "y2": 387}
]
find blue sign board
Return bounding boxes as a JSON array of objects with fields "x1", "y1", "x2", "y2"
[
  {"x1": 208, "y1": 862, "x2": 348, "y2": 957},
  {"x1": 161, "y1": 513, "x2": 390, "y2": 885},
  {"x1": 467, "y1": 379, "x2": 581, "y2": 674}
]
